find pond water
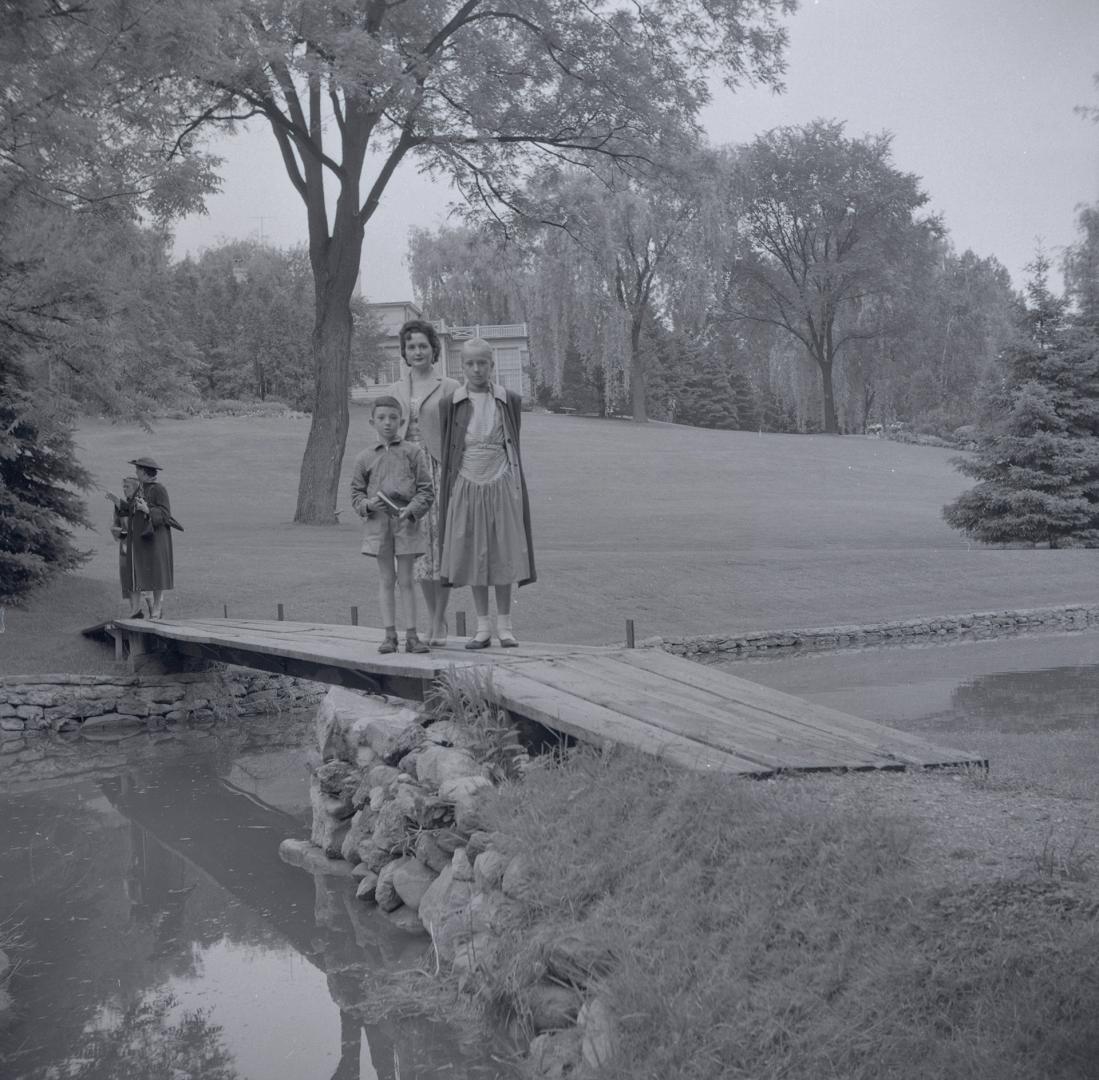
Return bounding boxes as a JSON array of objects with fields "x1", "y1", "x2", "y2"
[
  {"x1": 718, "y1": 628, "x2": 1099, "y2": 738},
  {"x1": 0, "y1": 715, "x2": 511, "y2": 1080},
  {"x1": 708, "y1": 627, "x2": 1099, "y2": 810}
]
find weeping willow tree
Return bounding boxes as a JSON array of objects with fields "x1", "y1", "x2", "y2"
[
  {"x1": 517, "y1": 160, "x2": 727, "y2": 420},
  {"x1": 407, "y1": 221, "x2": 631, "y2": 411},
  {"x1": 523, "y1": 226, "x2": 632, "y2": 414},
  {"x1": 407, "y1": 227, "x2": 525, "y2": 326},
  {"x1": 408, "y1": 155, "x2": 728, "y2": 418}
]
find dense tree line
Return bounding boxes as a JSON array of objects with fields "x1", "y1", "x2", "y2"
[{"x1": 408, "y1": 123, "x2": 1018, "y2": 437}]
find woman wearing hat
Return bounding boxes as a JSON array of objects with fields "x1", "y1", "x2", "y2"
[{"x1": 127, "y1": 457, "x2": 175, "y2": 620}]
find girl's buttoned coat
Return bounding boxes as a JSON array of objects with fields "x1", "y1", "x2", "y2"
[{"x1": 437, "y1": 383, "x2": 536, "y2": 588}]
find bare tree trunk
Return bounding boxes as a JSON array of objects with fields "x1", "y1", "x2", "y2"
[
  {"x1": 861, "y1": 382, "x2": 875, "y2": 433},
  {"x1": 818, "y1": 355, "x2": 840, "y2": 434},
  {"x1": 294, "y1": 225, "x2": 363, "y2": 524},
  {"x1": 629, "y1": 315, "x2": 648, "y2": 422}
]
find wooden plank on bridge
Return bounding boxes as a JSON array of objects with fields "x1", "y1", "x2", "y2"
[
  {"x1": 614, "y1": 648, "x2": 985, "y2": 769},
  {"x1": 103, "y1": 617, "x2": 986, "y2": 775},
  {"x1": 525, "y1": 655, "x2": 895, "y2": 771}
]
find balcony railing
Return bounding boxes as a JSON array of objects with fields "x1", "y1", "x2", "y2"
[{"x1": 441, "y1": 322, "x2": 528, "y2": 340}]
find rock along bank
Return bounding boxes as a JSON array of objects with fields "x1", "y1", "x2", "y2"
[{"x1": 280, "y1": 682, "x2": 617, "y2": 1078}]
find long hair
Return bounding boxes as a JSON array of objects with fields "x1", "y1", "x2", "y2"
[{"x1": 398, "y1": 319, "x2": 441, "y2": 365}]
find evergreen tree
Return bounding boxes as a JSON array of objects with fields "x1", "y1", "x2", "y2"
[
  {"x1": 759, "y1": 384, "x2": 793, "y2": 432},
  {"x1": 677, "y1": 347, "x2": 742, "y2": 429},
  {"x1": 729, "y1": 368, "x2": 760, "y2": 430},
  {"x1": 943, "y1": 256, "x2": 1099, "y2": 547},
  {"x1": 0, "y1": 353, "x2": 91, "y2": 607}
]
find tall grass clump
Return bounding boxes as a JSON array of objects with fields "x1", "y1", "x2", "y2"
[
  {"x1": 423, "y1": 667, "x2": 530, "y2": 783},
  {"x1": 474, "y1": 750, "x2": 1099, "y2": 1080}
]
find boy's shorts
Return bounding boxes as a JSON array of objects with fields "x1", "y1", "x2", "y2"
[{"x1": 360, "y1": 511, "x2": 426, "y2": 558}]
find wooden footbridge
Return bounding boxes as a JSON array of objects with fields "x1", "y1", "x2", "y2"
[{"x1": 100, "y1": 617, "x2": 986, "y2": 777}]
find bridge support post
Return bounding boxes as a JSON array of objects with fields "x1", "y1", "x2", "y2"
[{"x1": 121, "y1": 627, "x2": 192, "y2": 675}]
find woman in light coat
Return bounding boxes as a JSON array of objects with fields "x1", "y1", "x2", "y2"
[{"x1": 386, "y1": 319, "x2": 460, "y2": 645}]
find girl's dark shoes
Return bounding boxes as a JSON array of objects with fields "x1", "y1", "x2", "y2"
[
  {"x1": 464, "y1": 633, "x2": 492, "y2": 650},
  {"x1": 498, "y1": 633, "x2": 519, "y2": 648},
  {"x1": 378, "y1": 632, "x2": 399, "y2": 654},
  {"x1": 405, "y1": 632, "x2": 430, "y2": 654}
]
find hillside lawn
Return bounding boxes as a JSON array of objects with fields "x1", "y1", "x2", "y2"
[{"x1": 4, "y1": 408, "x2": 1099, "y2": 675}]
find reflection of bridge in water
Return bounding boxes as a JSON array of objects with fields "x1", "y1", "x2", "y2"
[
  {"x1": 103, "y1": 617, "x2": 987, "y2": 773},
  {"x1": 99, "y1": 758, "x2": 479, "y2": 1080}
]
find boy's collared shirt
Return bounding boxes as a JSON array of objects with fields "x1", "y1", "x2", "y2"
[{"x1": 349, "y1": 436, "x2": 433, "y2": 521}]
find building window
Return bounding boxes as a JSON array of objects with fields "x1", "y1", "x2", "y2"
[
  {"x1": 494, "y1": 347, "x2": 523, "y2": 394},
  {"x1": 375, "y1": 346, "x2": 401, "y2": 385}
]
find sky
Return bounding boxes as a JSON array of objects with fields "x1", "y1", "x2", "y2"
[{"x1": 171, "y1": 0, "x2": 1099, "y2": 303}]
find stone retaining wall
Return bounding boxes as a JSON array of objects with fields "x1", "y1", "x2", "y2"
[
  {"x1": 0, "y1": 668, "x2": 325, "y2": 737},
  {"x1": 644, "y1": 603, "x2": 1099, "y2": 660},
  {"x1": 284, "y1": 685, "x2": 613, "y2": 1077}
]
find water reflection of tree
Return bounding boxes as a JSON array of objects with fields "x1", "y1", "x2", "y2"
[
  {"x1": 950, "y1": 665, "x2": 1099, "y2": 734},
  {"x1": 62, "y1": 990, "x2": 238, "y2": 1080},
  {"x1": 2, "y1": 744, "x2": 496, "y2": 1080},
  {"x1": 124, "y1": 817, "x2": 200, "y2": 962}
]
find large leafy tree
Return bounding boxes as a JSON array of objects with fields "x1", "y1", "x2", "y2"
[
  {"x1": 1, "y1": 1, "x2": 217, "y2": 400},
  {"x1": 943, "y1": 256, "x2": 1099, "y2": 548},
  {"x1": 150, "y1": 0, "x2": 794, "y2": 520},
  {"x1": 724, "y1": 120, "x2": 941, "y2": 434},
  {"x1": 1, "y1": 1, "x2": 218, "y2": 216},
  {"x1": 838, "y1": 245, "x2": 1014, "y2": 434},
  {"x1": 1, "y1": 2, "x2": 222, "y2": 607},
  {"x1": 174, "y1": 240, "x2": 319, "y2": 406},
  {"x1": 172, "y1": 240, "x2": 386, "y2": 409}
]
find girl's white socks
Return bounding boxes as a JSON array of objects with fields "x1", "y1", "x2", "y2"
[
  {"x1": 497, "y1": 613, "x2": 517, "y2": 643},
  {"x1": 473, "y1": 615, "x2": 493, "y2": 643}
]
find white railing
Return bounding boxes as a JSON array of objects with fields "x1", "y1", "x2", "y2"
[{"x1": 441, "y1": 322, "x2": 528, "y2": 340}]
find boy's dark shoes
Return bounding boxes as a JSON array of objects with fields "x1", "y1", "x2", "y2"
[
  {"x1": 405, "y1": 632, "x2": 430, "y2": 654},
  {"x1": 378, "y1": 633, "x2": 399, "y2": 654}
]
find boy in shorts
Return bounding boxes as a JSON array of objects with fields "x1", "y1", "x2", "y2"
[{"x1": 350, "y1": 396, "x2": 434, "y2": 653}]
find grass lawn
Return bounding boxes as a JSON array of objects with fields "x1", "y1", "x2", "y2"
[
  {"x1": 454, "y1": 748, "x2": 1099, "y2": 1080},
  {"x1": 4, "y1": 409, "x2": 1098, "y2": 674}
]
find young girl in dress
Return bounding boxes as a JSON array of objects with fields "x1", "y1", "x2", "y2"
[
  {"x1": 438, "y1": 338, "x2": 536, "y2": 648},
  {"x1": 387, "y1": 319, "x2": 460, "y2": 645}
]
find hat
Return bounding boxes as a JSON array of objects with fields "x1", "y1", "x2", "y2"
[{"x1": 128, "y1": 456, "x2": 162, "y2": 471}]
